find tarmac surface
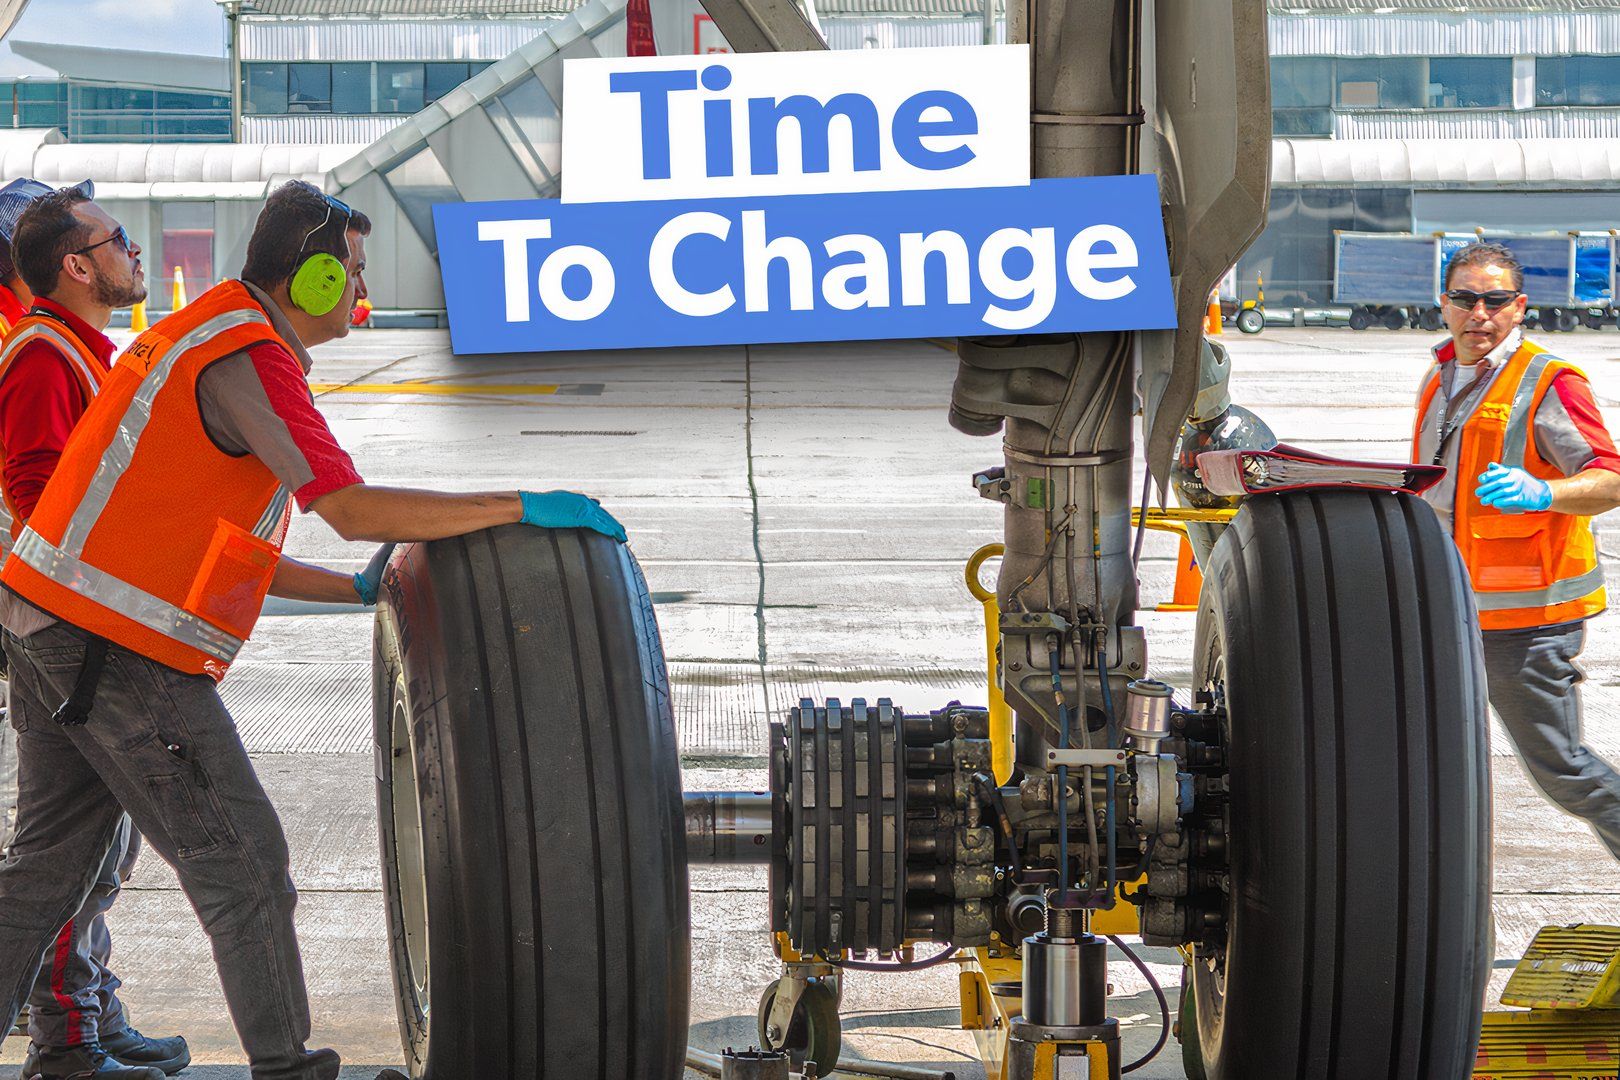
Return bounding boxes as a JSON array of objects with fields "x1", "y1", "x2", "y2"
[{"x1": 3, "y1": 324, "x2": 1618, "y2": 1079}]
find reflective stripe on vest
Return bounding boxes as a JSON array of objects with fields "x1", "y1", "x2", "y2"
[
  {"x1": 0, "y1": 316, "x2": 108, "y2": 544},
  {"x1": 1474, "y1": 563, "x2": 1606, "y2": 613},
  {"x1": 1488, "y1": 349, "x2": 1600, "y2": 618},
  {"x1": 58, "y1": 307, "x2": 267, "y2": 558},
  {"x1": 251, "y1": 486, "x2": 290, "y2": 541},
  {"x1": 0, "y1": 323, "x2": 102, "y2": 396},
  {"x1": 11, "y1": 527, "x2": 240, "y2": 662},
  {"x1": 1500, "y1": 351, "x2": 1555, "y2": 472}
]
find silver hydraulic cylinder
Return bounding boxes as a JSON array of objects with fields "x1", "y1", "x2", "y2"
[{"x1": 684, "y1": 791, "x2": 773, "y2": 864}]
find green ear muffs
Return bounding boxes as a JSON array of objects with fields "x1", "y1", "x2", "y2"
[{"x1": 289, "y1": 251, "x2": 347, "y2": 317}]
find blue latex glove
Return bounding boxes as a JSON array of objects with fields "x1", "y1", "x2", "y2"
[
  {"x1": 520, "y1": 490, "x2": 627, "y2": 542},
  {"x1": 353, "y1": 543, "x2": 397, "y2": 606},
  {"x1": 1475, "y1": 462, "x2": 1553, "y2": 514}
]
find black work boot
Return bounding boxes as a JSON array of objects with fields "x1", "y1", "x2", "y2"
[
  {"x1": 99, "y1": 1029, "x2": 189, "y2": 1076},
  {"x1": 20, "y1": 1043, "x2": 164, "y2": 1080}
]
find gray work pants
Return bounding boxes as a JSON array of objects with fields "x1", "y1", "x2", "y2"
[
  {"x1": 0, "y1": 624, "x2": 338, "y2": 1080},
  {"x1": 0, "y1": 677, "x2": 140, "y2": 1049},
  {"x1": 1483, "y1": 619, "x2": 1620, "y2": 862},
  {"x1": 24, "y1": 816, "x2": 137, "y2": 1048}
]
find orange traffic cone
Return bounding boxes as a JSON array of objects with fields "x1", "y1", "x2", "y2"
[
  {"x1": 130, "y1": 300, "x2": 147, "y2": 332},
  {"x1": 171, "y1": 267, "x2": 187, "y2": 311},
  {"x1": 1206, "y1": 291, "x2": 1223, "y2": 336},
  {"x1": 1157, "y1": 536, "x2": 1203, "y2": 612}
]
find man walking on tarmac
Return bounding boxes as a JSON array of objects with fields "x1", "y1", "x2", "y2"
[
  {"x1": 0, "y1": 177, "x2": 626, "y2": 1080},
  {"x1": 0, "y1": 184, "x2": 192, "y2": 1080},
  {"x1": 1414, "y1": 239, "x2": 1620, "y2": 861}
]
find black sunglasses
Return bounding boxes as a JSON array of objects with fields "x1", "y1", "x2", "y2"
[
  {"x1": 72, "y1": 225, "x2": 133, "y2": 258},
  {"x1": 1444, "y1": 288, "x2": 1520, "y2": 313}
]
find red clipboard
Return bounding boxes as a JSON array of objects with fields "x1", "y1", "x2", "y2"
[{"x1": 1197, "y1": 444, "x2": 1445, "y2": 498}]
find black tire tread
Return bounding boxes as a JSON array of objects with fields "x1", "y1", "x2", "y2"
[
  {"x1": 1192, "y1": 491, "x2": 1489, "y2": 1080},
  {"x1": 375, "y1": 525, "x2": 689, "y2": 1080}
]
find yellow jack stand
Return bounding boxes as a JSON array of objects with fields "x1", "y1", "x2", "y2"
[
  {"x1": 1475, "y1": 924, "x2": 1620, "y2": 1079},
  {"x1": 1129, "y1": 507, "x2": 1236, "y2": 613}
]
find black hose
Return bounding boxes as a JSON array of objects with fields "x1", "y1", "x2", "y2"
[
  {"x1": 972, "y1": 773, "x2": 1021, "y2": 870},
  {"x1": 1106, "y1": 935, "x2": 1170, "y2": 1074},
  {"x1": 835, "y1": 946, "x2": 959, "y2": 972},
  {"x1": 1131, "y1": 462, "x2": 1151, "y2": 571}
]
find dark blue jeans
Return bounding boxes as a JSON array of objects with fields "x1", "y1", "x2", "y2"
[{"x1": 1484, "y1": 619, "x2": 1620, "y2": 862}]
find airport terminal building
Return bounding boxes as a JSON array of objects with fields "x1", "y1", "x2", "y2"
[{"x1": 2, "y1": 0, "x2": 1616, "y2": 316}]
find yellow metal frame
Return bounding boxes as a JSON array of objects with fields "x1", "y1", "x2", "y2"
[
  {"x1": 959, "y1": 542, "x2": 1174, "y2": 1078},
  {"x1": 959, "y1": 940, "x2": 1025, "y2": 1080},
  {"x1": 1130, "y1": 505, "x2": 1239, "y2": 539}
]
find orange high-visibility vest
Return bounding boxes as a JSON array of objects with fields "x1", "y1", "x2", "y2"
[
  {"x1": 1413, "y1": 339, "x2": 1606, "y2": 631},
  {"x1": 0, "y1": 312, "x2": 107, "y2": 540},
  {"x1": 1, "y1": 281, "x2": 296, "y2": 680}
]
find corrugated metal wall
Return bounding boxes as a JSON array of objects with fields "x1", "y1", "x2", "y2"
[
  {"x1": 242, "y1": 114, "x2": 407, "y2": 143},
  {"x1": 1335, "y1": 107, "x2": 1620, "y2": 139},
  {"x1": 820, "y1": 16, "x2": 1003, "y2": 48},
  {"x1": 1270, "y1": 12, "x2": 1620, "y2": 56},
  {"x1": 239, "y1": 17, "x2": 560, "y2": 61}
]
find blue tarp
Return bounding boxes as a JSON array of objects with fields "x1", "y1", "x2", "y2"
[
  {"x1": 1333, "y1": 233, "x2": 1437, "y2": 305},
  {"x1": 1574, "y1": 236, "x2": 1612, "y2": 306},
  {"x1": 1332, "y1": 232, "x2": 1614, "y2": 309}
]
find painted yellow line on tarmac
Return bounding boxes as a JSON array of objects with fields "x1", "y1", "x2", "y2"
[{"x1": 310, "y1": 381, "x2": 560, "y2": 396}]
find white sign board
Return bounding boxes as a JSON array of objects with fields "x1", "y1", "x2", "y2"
[{"x1": 560, "y1": 45, "x2": 1030, "y2": 203}]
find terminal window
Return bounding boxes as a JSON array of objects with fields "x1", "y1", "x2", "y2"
[
  {"x1": 244, "y1": 62, "x2": 492, "y2": 116},
  {"x1": 1428, "y1": 57, "x2": 1512, "y2": 109},
  {"x1": 288, "y1": 64, "x2": 331, "y2": 112},
  {"x1": 377, "y1": 63, "x2": 425, "y2": 113},
  {"x1": 1335, "y1": 58, "x2": 1424, "y2": 109},
  {"x1": 243, "y1": 64, "x2": 288, "y2": 114},
  {"x1": 1537, "y1": 56, "x2": 1620, "y2": 106}
]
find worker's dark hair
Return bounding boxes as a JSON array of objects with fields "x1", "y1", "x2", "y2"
[
  {"x1": 12, "y1": 188, "x2": 94, "y2": 299},
  {"x1": 241, "y1": 179, "x2": 372, "y2": 293},
  {"x1": 1444, "y1": 241, "x2": 1525, "y2": 292},
  {"x1": 0, "y1": 236, "x2": 15, "y2": 284}
]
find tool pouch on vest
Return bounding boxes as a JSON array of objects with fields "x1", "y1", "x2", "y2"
[
  {"x1": 185, "y1": 519, "x2": 279, "y2": 639},
  {"x1": 1466, "y1": 511, "x2": 1555, "y2": 591}
]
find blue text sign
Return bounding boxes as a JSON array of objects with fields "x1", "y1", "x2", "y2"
[
  {"x1": 435, "y1": 175, "x2": 1175, "y2": 354},
  {"x1": 561, "y1": 46, "x2": 1030, "y2": 203}
]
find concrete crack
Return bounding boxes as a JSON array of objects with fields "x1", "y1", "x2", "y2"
[{"x1": 744, "y1": 346, "x2": 772, "y2": 717}]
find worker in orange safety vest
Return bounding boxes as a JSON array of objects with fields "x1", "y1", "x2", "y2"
[
  {"x1": 0, "y1": 179, "x2": 626, "y2": 1080},
  {"x1": 1413, "y1": 239, "x2": 1620, "y2": 863},
  {"x1": 0, "y1": 182, "x2": 193, "y2": 1080}
]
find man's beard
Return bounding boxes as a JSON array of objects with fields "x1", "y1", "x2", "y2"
[{"x1": 90, "y1": 266, "x2": 145, "y2": 309}]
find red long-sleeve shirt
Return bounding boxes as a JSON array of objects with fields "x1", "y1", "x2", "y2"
[
  {"x1": 0, "y1": 298, "x2": 114, "y2": 521},
  {"x1": 0, "y1": 284, "x2": 26, "y2": 330}
]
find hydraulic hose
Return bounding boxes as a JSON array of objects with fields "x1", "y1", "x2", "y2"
[
  {"x1": 1106, "y1": 935, "x2": 1170, "y2": 1074},
  {"x1": 836, "y1": 946, "x2": 959, "y2": 972},
  {"x1": 1096, "y1": 633, "x2": 1119, "y2": 901},
  {"x1": 1050, "y1": 641, "x2": 1072, "y2": 894},
  {"x1": 686, "y1": 1044, "x2": 962, "y2": 1079}
]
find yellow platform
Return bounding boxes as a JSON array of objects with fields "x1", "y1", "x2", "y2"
[
  {"x1": 1476, "y1": 1011, "x2": 1620, "y2": 1080},
  {"x1": 1503, "y1": 924, "x2": 1620, "y2": 1010},
  {"x1": 1476, "y1": 924, "x2": 1620, "y2": 1080}
]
